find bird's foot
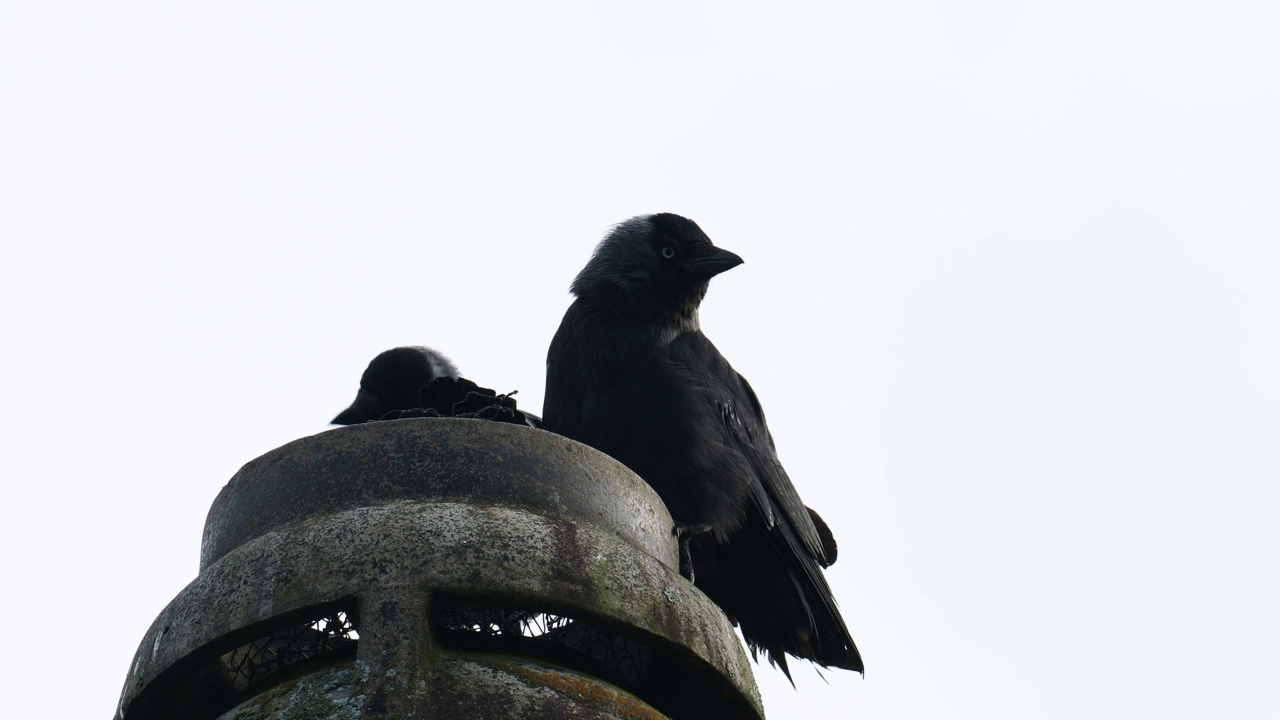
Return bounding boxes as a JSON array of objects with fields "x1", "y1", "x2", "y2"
[
  {"x1": 673, "y1": 522, "x2": 713, "y2": 539},
  {"x1": 672, "y1": 523, "x2": 713, "y2": 584}
]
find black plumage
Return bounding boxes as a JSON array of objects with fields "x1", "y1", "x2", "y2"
[
  {"x1": 543, "y1": 213, "x2": 862, "y2": 678},
  {"x1": 332, "y1": 346, "x2": 459, "y2": 424}
]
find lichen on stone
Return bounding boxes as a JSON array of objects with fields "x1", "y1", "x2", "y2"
[
  {"x1": 219, "y1": 663, "x2": 366, "y2": 720},
  {"x1": 280, "y1": 675, "x2": 365, "y2": 720}
]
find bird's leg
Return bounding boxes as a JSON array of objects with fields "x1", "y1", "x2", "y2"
[{"x1": 673, "y1": 523, "x2": 713, "y2": 584}]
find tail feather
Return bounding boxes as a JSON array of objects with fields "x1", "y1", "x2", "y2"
[{"x1": 693, "y1": 513, "x2": 863, "y2": 679}]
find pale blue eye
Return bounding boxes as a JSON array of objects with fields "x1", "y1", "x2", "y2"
[{"x1": 661, "y1": 246, "x2": 676, "y2": 259}]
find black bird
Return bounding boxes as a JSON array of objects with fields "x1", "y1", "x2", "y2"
[
  {"x1": 332, "y1": 346, "x2": 459, "y2": 424},
  {"x1": 543, "y1": 213, "x2": 862, "y2": 678}
]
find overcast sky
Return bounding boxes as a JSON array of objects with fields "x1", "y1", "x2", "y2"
[{"x1": 2, "y1": 2, "x2": 1277, "y2": 718}]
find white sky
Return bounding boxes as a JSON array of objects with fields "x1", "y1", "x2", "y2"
[{"x1": 2, "y1": 2, "x2": 1277, "y2": 718}]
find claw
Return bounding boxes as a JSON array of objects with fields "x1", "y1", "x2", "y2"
[
  {"x1": 672, "y1": 523, "x2": 713, "y2": 584},
  {"x1": 681, "y1": 543, "x2": 695, "y2": 583}
]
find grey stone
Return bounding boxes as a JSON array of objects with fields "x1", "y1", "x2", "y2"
[{"x1": 117, "y1": 419, "x2": 763, "y2": 719}]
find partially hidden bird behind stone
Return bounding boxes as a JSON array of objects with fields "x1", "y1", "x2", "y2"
[
  {"x1": 542, "y1": 213, "x2": 862, "y2": 679},
  {"x1": 332, "y1": 346, "x2": 459, "y2": 425}
]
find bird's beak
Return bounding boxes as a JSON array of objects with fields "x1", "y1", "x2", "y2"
[
  {"x1": 332, "y1": 388, "x2": 383, "y2": 425},
  {"x1": 688, "y1": 246, "x2": 744, "y2": 277}
]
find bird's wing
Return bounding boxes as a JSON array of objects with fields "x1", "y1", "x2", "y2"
[
  {"x1": 668, "y1": 333, "x2": 831, "y2": 565},
  {"x1": 807, "y1": 505, "x2": 838, "y2": 567}
]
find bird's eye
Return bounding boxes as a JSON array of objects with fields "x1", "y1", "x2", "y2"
[{"x1": 661, "y1": 246, "x2": 676, "y2": 259}]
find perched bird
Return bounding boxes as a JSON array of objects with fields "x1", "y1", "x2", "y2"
[
  {"x1": 543, "y1": 213, "x2": 862, "y2": 678},
  {"x1": 332, "y1": 346, "x2": 459, "y2": 424}
]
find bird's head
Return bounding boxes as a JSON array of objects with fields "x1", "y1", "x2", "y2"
[
  {"x1": 332, "y1": 346, "x2": 458, "y2": 424},
  {"x1": 363, "y1": 346, "x2": 457, "y2": 401},
  {"x1": 570, "y1": 213, "x2": 743, "y2": 320}
]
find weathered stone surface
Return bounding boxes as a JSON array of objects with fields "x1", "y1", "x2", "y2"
[
  {"x1": 217, "y1": 661, "x2": 369, "y2": 720},
  {"x1": 119, "y1": 419, "x2": 763, "y2": 719},
  {"x1": 201, "y1": 419, "x2": 678, "y2": 572}
]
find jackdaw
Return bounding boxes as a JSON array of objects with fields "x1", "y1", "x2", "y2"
[
  {"x1": 543, "y1": 213, "x2": 863, "y2": 678},
  {"x1": 332, "y1": 346, "x2": 459, "y2": 424}
]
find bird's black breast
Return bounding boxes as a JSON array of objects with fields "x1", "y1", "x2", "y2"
[{"x1": 544, "y1": 307, "x2": 754, "y2": 534}]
